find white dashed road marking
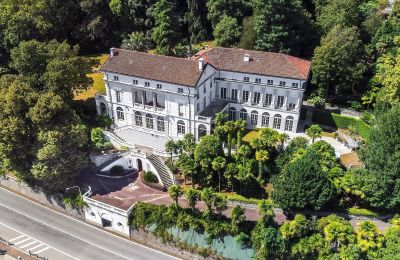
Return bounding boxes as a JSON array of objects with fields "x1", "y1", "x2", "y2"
[
  {"x1": 33, "y1": 246, "x2": 50, "y2": 254},
  {"x1": 9, "y1": 235, "x2": 24, "y2": 242},
  {"x1": 14, "y1": 237, "x2": 31, "y2": 245}
]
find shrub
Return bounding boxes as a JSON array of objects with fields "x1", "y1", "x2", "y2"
[
  {"x1": 309, "y1": 96, "x2": 326, "y2": 108},
  {"x1": 96, "y1": 114, "x2": 113, "y2": 128},
  {"x1": 225, "y1": 193, "x2": 264, "y2": 205},
  {"x1": 347, "y1": 207, "x2": 379, "y2": 217},
  {"x1": 109, "y1": 165, "x2": 124, "y2": 175},
  {"x1": 91, "y1": 128, "x2": 113, "y2": 150},
  {"x1": 144, "y1": 171, "x2": 158, "y2": 183}
]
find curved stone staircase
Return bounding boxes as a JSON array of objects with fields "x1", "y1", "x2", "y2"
[{"x1": 147, "y1": 154, "x2": 175, "y2": 189}]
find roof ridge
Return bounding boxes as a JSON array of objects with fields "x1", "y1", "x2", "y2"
[{"x1": 283, "y1": 54, "x2": 311, "y2": 79}]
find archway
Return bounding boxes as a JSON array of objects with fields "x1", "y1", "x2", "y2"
[
  {"x1": 136, "y1": 159, "x2": 143, "y2": 171},
  {"x1": 100, "y1": 213, "x2": 112, "y2": 227}
]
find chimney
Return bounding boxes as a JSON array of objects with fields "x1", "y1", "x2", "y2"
[
  {"x1": 244, "y1": 54, "x2": 250, "y2": 63},
  {"x1": 110, "y1": 47, "x2": 116, "y2": 57},
  {"x1": 198, "y1": 58, "x2": 205, "y2": 71}
]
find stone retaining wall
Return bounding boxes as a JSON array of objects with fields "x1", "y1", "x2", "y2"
[{"x1": 0, "y1": 175, "x2": 85, "y2": 219}]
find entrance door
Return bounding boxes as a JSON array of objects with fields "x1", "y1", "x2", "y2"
[
  {"x1": 136, "y1": 159, "x2": 143, "y2": 171},
  {"x1": 100, "y1": 213, "x2": 112, "y2": 227}
]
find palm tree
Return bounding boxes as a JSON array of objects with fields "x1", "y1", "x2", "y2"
[
  {"x1": 185, "y1": 188, "x2": 199, "y2": 212},
  {"x1": 121, "y1": 32, "x2": 152, "y2": 51},
  {"x1": 212, "y1": 156, "x2": 226, "y2": 192},
  {"x1": 165, "y1": 140, "x2": 177, "y2": 162},
  {"x1": 168, "y1": 185, "x2": 183, "y2": 208},
  {"x1": 255, "y1": 150, "x2": 269, "y2": 183},
  {"x1": 305, "y1": 124, "x2": 322, "y2": 143},
  {"x1": 235, "y1": 120, "x2": 247, "y2": 147},
  {"x1": 214, "y1": 112, "x2": 228, "y2": 127},
  {"x1": 223, "y1": 121, "x2": 237, "y2": 157}
]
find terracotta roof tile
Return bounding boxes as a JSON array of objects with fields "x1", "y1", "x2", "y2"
[
  {"x1": 193, "y1": 47, "x2": 311, "y2": 80},
  {"x1": 100, "y1": 49, "x2": 202, "y2": 87}
]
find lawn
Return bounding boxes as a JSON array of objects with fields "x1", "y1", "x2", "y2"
[{"x1": 74, "y1": 53, "x2": 108, "y2": 101}]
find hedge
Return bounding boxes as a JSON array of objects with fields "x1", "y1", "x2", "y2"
[
  {"x1": 312, "y1": 110, "x2": 371, "y2": 140},
  {"x1": 347, "y1": 207, "x2": 379, "y2": 218}
]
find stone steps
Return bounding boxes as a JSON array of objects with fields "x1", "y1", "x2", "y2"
[{"x1": 147, "y1": 154, "x2": 174, "y2": 188}]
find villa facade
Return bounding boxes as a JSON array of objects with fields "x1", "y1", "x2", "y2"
[{"x1": 96, "y1": 47, "x2": 311, "y2": 154}]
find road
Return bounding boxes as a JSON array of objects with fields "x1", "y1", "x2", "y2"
[{"x1": 0, "y1": 187, "x2": 180, "y2": 260}]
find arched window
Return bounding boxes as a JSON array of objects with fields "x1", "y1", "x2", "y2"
[
  {"x1": 229, "y1": 107, "x2": 236, "y2": 121},
  {"x1": 262, "y1": 112, "x2": 270, "y2": 127},
  {"x1": 250, "y1": 111, "x2": 258, "y2": 125},
  {"x1": 146, "y1": 114, "x2": 153, "y2": 129},
  {"x1": 116, "y1": 107, "x2": 124, "y2": 120},
  {"x1": 198, "y1": 124, "x2": 207, "y2": 139},
  {"x1": 273, "y1": 114, "x2": 282, "y2": 129},
  {"x1": 285, "y1": 116, "x2": 294, "y2": 131},
  {"x1": 100, "y1": 102, "x2": 107, "y2": 115},
  {"x1": 177, "y1": 120, "x2": 185, "y2": 135},
  {"x1": 135, "y1": 111, "x2": 142, "y2": 126},
  {"x1": 239, "y1": 109, "x2": 247, "y2": 121},
  {"x1": 157, "y1": 116, "x2": 165, "y2": 132}
]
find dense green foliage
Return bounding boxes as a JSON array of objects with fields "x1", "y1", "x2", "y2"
[{"x1": 143, "y1": 171, "x2": 159, "y2": 183}]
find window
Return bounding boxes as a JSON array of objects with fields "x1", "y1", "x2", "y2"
[
  {"x1": 267, "y1": 80, "x2": 273, "y2": 85},
  {"x1": 229, "y1": 107, "x2": 236, "y2": 120},
  {"x1": 273, "y1": 114, "x2": 282, "y2": 129},
  {"x1": 116, "y1": 91, "x2": 122, "y2": 103},
  {"x1": 250, "y1": 111, "x2": 258, "y2": 125},
  {"x1": 145, "y1": 82, "x2": 150, "y2": 87},
  {"x1": 255, "y1": 78, "x2": 261, "y2": 83},
  {"x1": 242, "y1": 91, "x2": 249, "y2": 102},
  {"x1": 197, "y1": 103, "x2": 200, "y2": 112},
  {"x1": 146, "y1": 114, "x2": 153, "y2": 129},
  {"x1": 178, "y1": 104, "x2": 184, "y2": 117},
  {"x1": 156, "y1": 84, "x2": 162, "y2": 89},
  {"x1": 285, "y1": 116, "x2": 294, "y2": 131},
  {"x1": 113, "y1": 75, "x2": 119, "y2": 81},
  {"x1": 244, "y1": 77, "x2": 250, "y2": 82},
  {"x1": 157, "y1": 117, "x2": 165, "y2": 132},
  {"x1": 292, "y1": 83, "x2": 299, "y2": 88},
  {"x1": 135, "y1": 111, "x2": 143, "y2": 126},
  {"x1": 288, "y1": 103, "x2": 296, "y2": 110},
  {"x1": 253, "y1": 92, "x2": 261, "y2": 104},
  {"x1": 177, "y1": 120, "x2": 185, "y2": 135},
  {"x1": 116, "y1": 107, "x2": 124, "y2": 120},
  {"x1": 220, "y1": 87, "x2": 227, "y2": 100},
  {"x1": 133, "y1": 79, "x2": 138, "y2": 85},
  {"x1": 231, "y1": 89, "x2": 238, "y2": 101},
  {"x1": 262, "y1": 112, "x2": 270, "y2": 127},
  {"x1": 178, "y1": 88, "x2": 184, "y2": 93},
  {"x1": 277, "y1": 96, "x2": 285, "y2": 108},
  {"x1": 100, "y1": 102, "x2": 107, "y2": 114},
  {"x1": 265, "y1": 94, "x2": 273, "y2": 106},
  {"x1": 203, "y1": 85, "x2": 206, "y2": 93},
  {"x1": 239, "y1": 109, "x2": 247, "y2": 121},
  {"x1": 198, "y1": 124, "x2": 207, "y2": 139},
  {"x1": 210, "y1": 81, "x2": 213, "y2": 88},
  {"x1": 279, "y1": 81, "x2": 286, "y2": 86}
]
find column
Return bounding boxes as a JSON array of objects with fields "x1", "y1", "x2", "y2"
[
  {"x1": 248, "y1": 85, "x2": 253, "y2": 104},
  {"x1": 284, "y1": 90, "x2": 289, "y2": 111},
  {"x1": 272, "y1": 89, "x2": 277, "y2": 108},
  {"x1": 238, "y1": 85, "x2": 242, "y2": 103},
  {"x1": 153, "y1": 92, "x2": 156, "y2": 110}
]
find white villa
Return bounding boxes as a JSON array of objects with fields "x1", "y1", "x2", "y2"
[{"x1": 96, "y1": 47, "x2": 311, "y2": 155}]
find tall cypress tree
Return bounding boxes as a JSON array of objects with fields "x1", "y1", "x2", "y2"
[{"x1": 185, "y1": 0, "x2": 208, "y2": 44}]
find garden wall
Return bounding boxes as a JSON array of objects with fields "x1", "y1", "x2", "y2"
[{"x1": 0, "y1": 175, "x2": 84, "y2": 219}]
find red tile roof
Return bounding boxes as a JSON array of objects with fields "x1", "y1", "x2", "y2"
[
  {"x1": 100, "y1": 48, "x2": 202, "y2": 87},
  {"x1": 193, "y1": 47, "x2": 311, "y2": 80}
]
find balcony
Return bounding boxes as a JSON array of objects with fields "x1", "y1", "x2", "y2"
[{"x1": 133, "y1": 103, "x2": 166, "y2": 114}]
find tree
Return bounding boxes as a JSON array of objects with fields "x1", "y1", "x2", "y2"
[
  {"x1": 165, "y1": 139, "x2": 177, "y2": 161},
  {"x1": 255, "y1": 150, "x2": 269, "y2": 182},
  {"x1": 213, "y1": 193, "x2": 228, "y2": 215},
  {"x1": 359, "y1": 107, "x2": 400, "y2": 209},
  {"x1": 168, "y1": 184, "x2": 183, "y2": 208},
  {"x1": 206, "y1": 0, "x2": 251, "y2": 30},
  {"x1": 318, "y1": 215, "x2": 355, "y2": 252},
  {"x1": 258, "y1": 200, "x2": 275, "y2": 225},
  {"x1": 194, "y1": 135, "x2": 223, "y2": 185},
  {"x1": 311, "y1": 25, "x2": 367, "y2": 99},
  {"x1": 150, "y1": 0, "x2": 180, "y2": 55},
  {"x1": 231, "y1": 205, "x2": 246, "y2": 234},
  {"x1": 213, "y1": 15, "x2": 242, "y2": 47},
  {"x1": 121, "y1": 32, "x2": 152, "y2": 51},
  {"x1": 356, "y1": 221, "x2": 384, "y2": 257},
  {"x1": 252, "y1": 0, "x2": 317, "y2": 57},
  {"x1": 235, "y1": 120, "x2": 246, "y2": 147},
  {"x1": 315, "y1": 0, "x2": 362, "y2": 35},
  {"x1": 272, "y1": 149, "x2": 337, "y2": 211},
  {"x1": 305, "y1": 125, "x2": 322, "y2": 143},
  {"x1": 374, "y1": 40, "x2": 400, "y2": 107},
  {"x1": 185, "y1": 188, "x2": 199, "y2": 211},
  {"x1": 239, "y1": 16, "x2": 256, "y2": 49},
  {"x1": 201, "y1": 187, "x2": 215, "y2": 214},
  {"x1": 10, "y1": 40, "x2": 94, "y2": 102},
  {"x1": 211, "y1": 156, "x2": 226, "y2": 191},
  {"x1": 185, "y1": 0, "x2": 208, "y2": 44}
]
